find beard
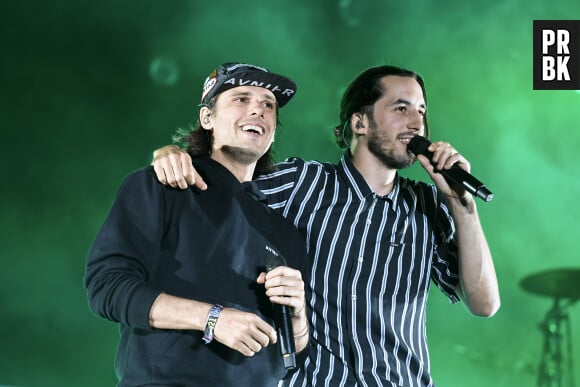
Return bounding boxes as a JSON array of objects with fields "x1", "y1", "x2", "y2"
[
  {"x1": 366, "y1": 124, "x2": 416, "y2": 170},
  {"x1": 221, "y1": 145, "x2": 262, "y2": 165}
]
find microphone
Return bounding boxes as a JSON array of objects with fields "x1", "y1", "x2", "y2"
[
  {"x1": 265, "y1": 252, "x2": 296, "y2": 370},
  {"x1": 408, "y1": 136, "x2": 494, "y2": 202}
]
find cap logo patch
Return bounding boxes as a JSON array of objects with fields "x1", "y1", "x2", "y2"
[{"x1": 201, "y1": 76, "x2": 217, "y2": 102}]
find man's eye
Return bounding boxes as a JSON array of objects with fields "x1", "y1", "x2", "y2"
[
  {"x1": 396, "y1": 106, "x2": 407, "y2": 112},
  {"x1": 263, "y1": 102, "x2": 275, "y2": 109},
  {"x1": 235, "y1": 97, "x2": 248, "y2": 103}
]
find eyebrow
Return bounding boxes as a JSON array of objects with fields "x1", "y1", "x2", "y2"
[
  {"x1": 390, "y1": 98, "x2": 426, "y2": 110},
  {"x1": 230, "y1": 90, "x2": 277, "y2": 102}
]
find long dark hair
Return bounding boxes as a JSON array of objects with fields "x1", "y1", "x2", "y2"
[
  {"x1": 173, "y1": 95, "x2": 278, "y2": 177},
  {"x1": 334, "y1": 65, "x2": 429, "y2": 148}
]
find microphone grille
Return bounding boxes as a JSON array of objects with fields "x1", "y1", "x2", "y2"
[
  {"x1": 265, "y1": 253, "x2": 287, "y2": 271},
  {"x1": 408, "y1": 136, "x2": 431, "y2": 155}
]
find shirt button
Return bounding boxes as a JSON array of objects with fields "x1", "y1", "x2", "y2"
[
  {"x1": 366, "y1": 219, "x2": 371, "y2": 225},
  {"x1": 358, "y1": 256, "x2": 364, "y2": 263},
  {"x1": 352, "y1": 295, "x2": 357, "y2": 301}
]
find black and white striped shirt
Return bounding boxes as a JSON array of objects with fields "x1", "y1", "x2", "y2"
[{"x1": 256, "y1": 152, "x2": 460, "y2": 387}]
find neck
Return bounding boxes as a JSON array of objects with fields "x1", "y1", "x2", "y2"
[
  {"x1": 210, "y1": 153, "x2": 256, "y2": 182},
  {"x1": 351, "y1": 145, "x2": 397, "y2": 196}
]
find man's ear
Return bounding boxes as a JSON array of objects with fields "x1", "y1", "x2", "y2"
[
  {"x1": 350, "y1": 113, "x2": 368, "y2": 135},
  {"x1": 199, "y1": 106, "x2": 212, "y2": 129}
]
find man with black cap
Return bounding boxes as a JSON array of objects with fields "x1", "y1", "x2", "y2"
[
  {"x1": 150, "y1": 64, "x2": 500, "y2": 386},
  {"x1": 84, "y1": 62, "x2": 309, "y2": 386}
]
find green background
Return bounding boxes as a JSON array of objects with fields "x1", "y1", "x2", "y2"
[{"x1": 2, "y1": 1, "x2": 580, "y2": 386}]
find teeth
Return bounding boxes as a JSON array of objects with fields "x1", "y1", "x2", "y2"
[
  {"x1": 399, "y1": 138, "x2": 411, "y2": 144},
  {"x1": 242, "y1": 125, "x2": 263, "y2": 135}
]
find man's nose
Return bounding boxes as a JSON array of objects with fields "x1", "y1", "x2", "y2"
[
  {"x1": 408, "y1": 110, "x2": 424, "y2": 132},
  {"x1": 249, "y1": 101, "x2": 265, "y2": 116}
]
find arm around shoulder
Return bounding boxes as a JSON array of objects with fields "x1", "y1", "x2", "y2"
[{"x1": 151, "y1": 144, "x2": 206, "y2": 190}]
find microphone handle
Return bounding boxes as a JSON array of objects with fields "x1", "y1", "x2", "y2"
[
  {"x1": 266, "y1": 254, "x2": 297, "y2": 370},
  {"x1": 438, "y1": 164, "x2": 493, "y2": 202},
  {"x1": 274, "y1": 303, "x2": 297, "y2": 369}
]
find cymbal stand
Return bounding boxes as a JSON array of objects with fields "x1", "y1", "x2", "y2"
[{"x1": 537, "y1": 298, "x2": 577, "y2": 387}]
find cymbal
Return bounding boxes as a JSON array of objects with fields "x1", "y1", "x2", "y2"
[{"x1": 520, "y1": 268, "x2": 580, "y2": 299}]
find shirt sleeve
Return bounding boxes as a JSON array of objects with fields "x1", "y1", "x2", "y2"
[
  {"x1": 83, "y1": 167, "x2": 167, "y2": 329},
  {"x1": 254, "y1": 157, "x2": 304, "y2": 210},
  {"x1": 429, "y1": 190, "x2": 461, "y2": 303}
]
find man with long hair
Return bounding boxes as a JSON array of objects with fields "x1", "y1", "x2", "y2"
[
  {"x1": 85, "y1": 63, "x2": 309, "y2": 386},
  {"x1": 151, "y1": 65, "x2": 500, "y2": 386}
]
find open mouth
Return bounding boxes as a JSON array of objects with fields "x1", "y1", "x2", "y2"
[
  {"x1": 398, "y1": 136, "x2": 416, "y2": 145},
  {"x1": 241, "y1": 124, "x2": 264, "y2": 136}
]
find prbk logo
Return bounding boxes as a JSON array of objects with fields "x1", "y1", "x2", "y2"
[{"x1": 533, "y1": 20, "x2": 580, "y2": 90}]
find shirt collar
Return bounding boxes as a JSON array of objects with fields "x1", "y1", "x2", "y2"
[{"x1": 337, "y1": 151, "x2": 403, "y2": 213}]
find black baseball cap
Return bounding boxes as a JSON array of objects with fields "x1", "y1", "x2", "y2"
[{"x1": 200, "y1": 62, "x2": 297, "y2": 108}]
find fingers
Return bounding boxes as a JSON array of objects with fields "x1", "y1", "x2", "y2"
[
  {"x1": 262, "y1": 267, "x2": 305, "y2": 310},
  {"x1": 214, "y1": 308, "x2": 277, "y2": 357},
  {"x1": 169, "y1": 152, "x2": 191, "y2": 189},
  {"x1": 420, "y1": 141, "x2": 473, "y2": 199},
  {"x1": 235, "y1": 325, "x2": 273, "y2": 356},
  {"x1": 179, "y1": 158, "x2": 207, "y2": 190},
  {"x1": 256, "y1": 272, "x2": 267, "y2": 284},
  {"x1": 151, "y1": 146, "x2": 207, "y2": 190},
  {"x1": 152, "y1": 161, "x2": 169, "y2": 186},
  {"x1": 151, "y1": 145, "x2": 185, "y2": 188},
  {"x1": 165, "y1": 153, "x2": 185, "y2": 188},
  {"x1": 427, "y1": 141, "x2": 470, "y2": 172}
]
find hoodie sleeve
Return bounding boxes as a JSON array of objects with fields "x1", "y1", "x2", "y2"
[{"x1": 83, "y1": 167, "x2": 167, "y2": 329}]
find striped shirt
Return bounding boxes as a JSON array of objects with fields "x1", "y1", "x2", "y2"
[{"x1": 256, "y1": 152, "x2": 460, "y2": 387}]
